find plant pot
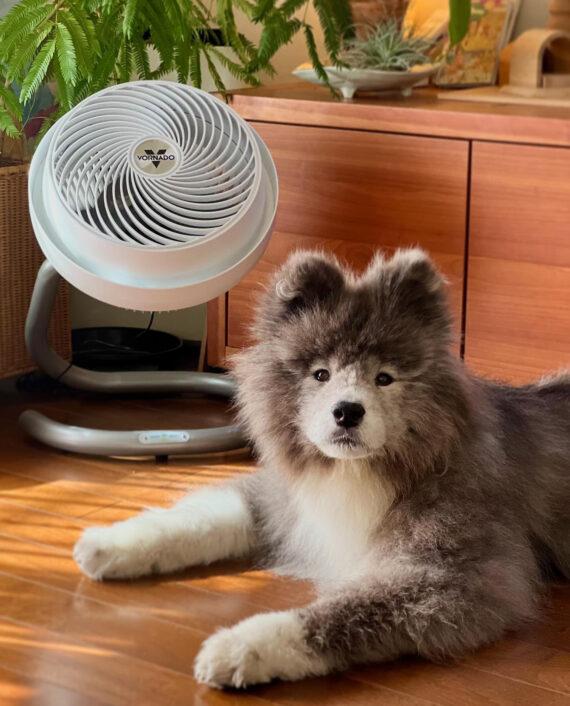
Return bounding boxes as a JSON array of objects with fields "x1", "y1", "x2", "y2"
[
  {"x1": 349, "y1": 0, "x2": 410, "y2": 34},
  {"x1": 0, "y1": 159, "x2": 71, "y2": 379}
]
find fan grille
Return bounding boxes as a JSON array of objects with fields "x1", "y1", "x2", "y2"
[{"x1": 50, "y1": 83, "x2": 259, "y2": 248}]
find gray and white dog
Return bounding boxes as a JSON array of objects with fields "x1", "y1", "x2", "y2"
[{"x1": 74, "y1": 248, "x2": 570, "y2": 688}]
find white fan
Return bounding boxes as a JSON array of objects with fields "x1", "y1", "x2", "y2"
[{"x1": 20, "y1": 81, "x2": 278, "y2": 458}]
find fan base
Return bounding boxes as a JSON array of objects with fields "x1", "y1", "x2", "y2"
[{"x1": 19, "y1": 261, "x2": 246, "y2": 458}]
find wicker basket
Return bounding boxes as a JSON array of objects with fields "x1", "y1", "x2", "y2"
[{"x1": 0, "y1": 159, "x2": 71, "y2": 379}]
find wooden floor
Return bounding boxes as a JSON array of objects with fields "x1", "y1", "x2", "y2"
[{"x1": 0, "y1": 380, "x2": 568, "y2": 706}]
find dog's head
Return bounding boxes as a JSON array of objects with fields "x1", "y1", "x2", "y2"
[{"x1": 233, "y1": 249, "x2": 469, "y2": 476}]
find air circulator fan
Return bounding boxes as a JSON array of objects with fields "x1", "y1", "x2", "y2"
[{"x1": 19, "y1": 81, "x2": 277, "y2": 458}]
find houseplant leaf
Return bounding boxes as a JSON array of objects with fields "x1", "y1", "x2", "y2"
[
  {"x1": 19, "y1": 36, "x2": 56, "y2": 104},
  {"x1": 449, "y1": 0, "x2": 471, "y2": 45}
]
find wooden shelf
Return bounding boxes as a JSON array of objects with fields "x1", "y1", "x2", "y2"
[{"x1": 229, "y1": 82, "x2": 570, "y2": 147}]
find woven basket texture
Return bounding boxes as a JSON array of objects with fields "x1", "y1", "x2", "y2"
[{"x1": 0, "y1": 160, "x2": 71, "y2": 379}]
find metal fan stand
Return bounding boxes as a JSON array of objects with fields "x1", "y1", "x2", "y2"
[{"x1": 19, "y1": 261, "x2": 245, "y2": 459}]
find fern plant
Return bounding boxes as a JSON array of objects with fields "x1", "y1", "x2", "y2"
[
  {"x1": 0, "y1": 0, "x2": 471, "y2": 150},
  {"x1": 0, "y1": 0, "x2": 353, "y2": 148}
]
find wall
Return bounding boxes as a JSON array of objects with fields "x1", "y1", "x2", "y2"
[{"x1": 515, "y1": 0, "x2": 549, "y2": 36}]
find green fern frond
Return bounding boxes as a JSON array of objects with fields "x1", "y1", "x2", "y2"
[
  {"x1": 0, "y1": 0, "x2": 50, "y2": 41},
  {"x1": 312, "y1": 0, "x2": 345, "y2": 61},
  {"x1": 0, "y1": 107, "x2": 21, "y2": 138},
  {"x1": 174, "y1": 40, "x2": 191, "y2": 84},
  {"x1": 217, "y1": 0, "x2": 253, "y2": 67},
  {"x1": 68, "y1": 1, "x2": 99, "y2": 56},
  {"x1": 252, "y1": 0, "x2": 275, "y2": 23},
  {"x1": 160, "y1": 0, "x2": 185, "y2": 40},
  {"x1": 132, "y1": 36, "x2": 152, "y2": 79},
  {"x1": 256, "y1": 14, "x2": 301, "y2": 67},
  {"x1": 35, "y1": 104, "x2": 65, "y2": 142},
  {"x1": 19, "y1": 36, "x2": 56, "y2": 104},
  {"x1": 87, "y1": 37, "x2": 119, "y2": 92},
  {"x1": 5, "y1": 23, "x2": 53, "y2": 80},
  {"x1": 53, "y1": 55, "x2": 72, "y2": 109},
  {"x1": 0, "y1": 84, "x2": 22, "y2": 120},
  {"x1": 122, "y1": 0, "x2": 139, "y2": 38},
  {"x1": 210, "y1": 46, "x2": 260, "y2": 87},
  {"x1": 302, "y1": 24, "x2": 327, "y2": 81},
  {"x1": 203, "y1": 48, "x2": 226, "y2": 96},
  {"x1": 118, "y1": 41, "x2": 133, "y2": 83},
  {"x1": 69, "y1": 77, "x2": 90, "y2": 104},
  {"x1": 0, "y1": 4, "x2": 54, "y2": 63},
  {"x1": 58, "y1": 10, "x2": 91, "y2": 77},
  {"x1": 147, "y1": 61, "x2": 172, "y2": 80},
  {"x1": 281, "y1": 0, "x2": 308, "y2": 18},
  {"x1": 189, "y1": 42, "x2": 202, "y2": 87},
  {"x1": 55, "y1": 22, "x2": 77, "y2": 84},
  {"x1": 140, "y1": 0, "x2": 174, "y2": 67},
  {"x1": 232, "y1": 0, "x2": 256, "y2": 14}
]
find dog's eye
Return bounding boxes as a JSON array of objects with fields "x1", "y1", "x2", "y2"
[
  {"x1": 313, "y1": 369, "x2": 330, "y2": 382},
  {"x1": 375, "y1": 372, "x2": 394, "y2": 387}
]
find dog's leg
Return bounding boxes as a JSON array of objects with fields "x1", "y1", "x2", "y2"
[
  {"x1": 194, "y1": 560, "x2": 538, "y2": 688},
  {"x1": 74, "y1": 484, "x2": 255, "y2": 581}
]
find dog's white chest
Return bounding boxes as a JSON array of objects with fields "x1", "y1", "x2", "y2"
[{"x1": 286, "y1": 464, "x2": 392, "y2": 583}]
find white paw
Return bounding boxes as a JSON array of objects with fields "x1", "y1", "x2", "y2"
[
  {"x1": 194, "y1": 611, "x2": 328, "y2": 689},
  {"x1": 73, "y1": 523, "x2": 155, "y2": 580}
]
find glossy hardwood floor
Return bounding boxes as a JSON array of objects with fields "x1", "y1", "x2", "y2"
[{"x1": 0, "y1": 380, "x2": 568, "y2": 706}]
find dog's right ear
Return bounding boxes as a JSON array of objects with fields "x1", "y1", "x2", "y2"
[{"x1": 255, "y1": 250, "x2": 345, "y2": 335}]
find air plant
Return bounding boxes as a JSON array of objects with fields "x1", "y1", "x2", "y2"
[{"x1": 338, "y1": 20, "x2": 435, "y2": 72}]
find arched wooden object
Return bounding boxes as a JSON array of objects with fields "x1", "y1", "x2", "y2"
[{"x1": 502, "y1": 28, "x2": 570, "y2": 97}]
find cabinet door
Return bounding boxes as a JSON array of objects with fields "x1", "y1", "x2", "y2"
[
  {"x1": 225, "y1": 122, "x2": 469, "y2": 351},
  {"x1": 465, "y1": 142, "x2": 570, "y2": 383}
]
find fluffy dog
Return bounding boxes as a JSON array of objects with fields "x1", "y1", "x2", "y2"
[{"x1": 74, "y1": 248, "x2": 570, "y2": 688}]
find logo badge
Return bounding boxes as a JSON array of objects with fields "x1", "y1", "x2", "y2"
[{"x1": 131, "y1": 137, "x2": 181, "y2": 177}]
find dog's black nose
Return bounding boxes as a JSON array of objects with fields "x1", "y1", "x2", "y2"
[{"x1": 333, "y1": 402, "x2": 365, "y2": 428}]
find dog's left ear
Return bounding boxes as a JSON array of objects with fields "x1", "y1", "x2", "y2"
[
  {"x1": 255, "y1": 250, "x2": 345, "y2": 336},
  {"x1": 365, "y1": 248, "x2": 451, "y2": 332},
  {"x1": 364, "y1": 248, "x2": 445, "y2": 296},
  {"x1": 387, "y1": 248, "x2": 445, "y2": 295}
]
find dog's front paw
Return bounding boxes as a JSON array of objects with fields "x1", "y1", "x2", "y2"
[
  {"x1": 194, "y1": 610, "x2": 328, "y2": 689},
  {"x1": 73, "y1": 523, "x2": 154, "y2": 580}
]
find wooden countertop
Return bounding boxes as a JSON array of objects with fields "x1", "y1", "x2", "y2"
[{"x1": 229, "y1": 82, "x2": 570, "y2": 147}]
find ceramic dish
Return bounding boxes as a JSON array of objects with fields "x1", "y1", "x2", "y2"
[{"x1": 292, "y1": 63, "x2": 439, "y2": 99}]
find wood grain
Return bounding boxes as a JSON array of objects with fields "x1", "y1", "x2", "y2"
[
  {"x1": 465, "y1": 142, "x2": 570, "y2": 383},
  {"x1": 206, "y1": 295, "x2": 227, "y2": 368},
  {"x1": 0, "y1": 383, "x2": 568, "y2": 704},
  {"x1": 226, "y1": 122, "x2": 468, "y2": 350},
  {"x1": 229, "y1": 83, "x2": 570, "y2": 148}
]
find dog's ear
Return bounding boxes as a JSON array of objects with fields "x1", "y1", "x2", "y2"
[
  {"x1": 387, "y1": 248, "x2": 446, "y2": 295},
  {"x1": 365, "y1": 247, "x2": 445, "y2": 297},
  {"x1": 255, "y1": 250, "x2": 345, "y2": 336},
  {"x1": 365, "y1": 248, "x2": 451, "y2": 333}
]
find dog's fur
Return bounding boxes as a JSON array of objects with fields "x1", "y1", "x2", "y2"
[{"x1": 74, "y1": 248, "x2": 570, "y2": 688}]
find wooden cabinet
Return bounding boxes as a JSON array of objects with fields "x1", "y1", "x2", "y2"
[
  {"x1": 207, "y1": 85, "x2": 570, "y2": 383},
  {"x1": 465, "y1": 142, "x2": 570, "y2": 383},
  {"x1": 227, "y1": 123, "x2": 468, "y2": 350}
]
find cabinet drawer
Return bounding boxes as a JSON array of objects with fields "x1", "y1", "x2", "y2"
[
  {"x1": 227, "y1": 122, "x2": 469, "y2": 350},
  {"x1": 465, "y1": 142, "x2": 570, "y2": 383}
]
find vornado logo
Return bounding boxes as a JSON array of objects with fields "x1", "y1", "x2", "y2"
[
  {"x1": 131, "y1": 138, "x2": 180, "y2": 177},
  {"x1": 137, "y1": 149, "x2": 175, "y2": 169}
]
